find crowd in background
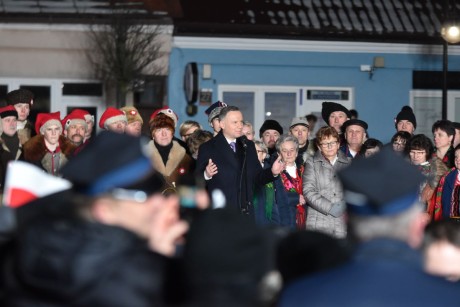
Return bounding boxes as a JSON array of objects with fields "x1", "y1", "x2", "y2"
[{"x1": 0, "y1": 88, "x2": 459, "y2": 305}]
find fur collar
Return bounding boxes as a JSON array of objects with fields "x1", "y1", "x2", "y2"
[
  {"x1": 0, "y1": 135, "x2": 22, "y2": 160},
  {"x1": 149, "y1": 140, "x2": 186, "y2": 176},
  {"x1": 23, "y1": 135, "x2": 75, "y2": 162}
]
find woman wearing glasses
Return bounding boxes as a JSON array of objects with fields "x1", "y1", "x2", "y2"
[
  {"x1": 406, "y1": 134, "x2": 448, "y2": 210},
  {"x1": 303, "y1": 126, "x2": 352, "y2": 238}
]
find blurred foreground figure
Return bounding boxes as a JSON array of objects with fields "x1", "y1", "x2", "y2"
[
  {"x1": 423, "y1": 220, "x2": 460, "y2": 282},
  {"x1": 281, "y1": 148, "x2": 460, "y2": 306},
  {"x1": 0, "y1": 132, "x2": 187, "y2": 306}
]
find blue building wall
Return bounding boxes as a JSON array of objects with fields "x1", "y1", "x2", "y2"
[{"x1": 168, "y1": 39, "x2": 460, "y2": 142}]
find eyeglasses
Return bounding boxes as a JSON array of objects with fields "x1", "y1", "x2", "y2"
[
  {"x1": 320, "y1": 141, "x2": 338, "y2": 148},
  {"x1": 409, "y1": 150, "x2": 426, "y2": 157},
  {"x1": 393, "y1": 142, "x2": 405, "y2": 147},
  {"x1": 256, "y1": 150, "x2": 266, "y2": 154}
]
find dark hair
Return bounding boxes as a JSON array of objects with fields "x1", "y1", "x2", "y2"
[
  {"x1": 432, "y1": 120, "x2": 455, "y2": 137},
  {"x1": 186, "y1": 129, "x2": 213, "y2": 157},
  {"x1": 306, "y1": 114, "x2": 318, "y2": 122},
  {"x1": 350, "y1": 109, "x2": 359, "y2": 119},
  {"x1": 358, "y1": 138, "x2": 383, "y2": 156},
  {"x1": 218, "y1": 106, "x2": 240, "y2": 121},
  {"x1": 405, "y1": 134, "x2": 434, "y2": 161},
  {"x1": 423, "y1": 220, "x2": 460, "y2": 249},
  {"x1": 391, "y1": 131, "x2": 412, "y2": 144}
]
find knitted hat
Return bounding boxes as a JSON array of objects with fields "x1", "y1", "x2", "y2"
[
  {"x1": 149, "y1": 106, "x2": 178, "y2": 128},
  {"x1": 259, "y1": 119, "x2": 283, "y2": 137},
  {"x1": 99, "y1": 107, "x2": 128, "y2": 129},
  {"x1": 61, "y1": 131, "x2": 165, "y2": 196},
  {"x1": 395, "y1": 106, "x2": 417, "y2": 129},
  {"x1": 205, "y1": 101, "x2": 227, "y2": 124},
  {"x1": 321, "y1": 102, "x2": 351, "y2": 124},
  {"x1": 0, "y1": 105, "x2": 18, "y2": 119},
  {"x1": 35, "y1": 111, "x2": 62, "y2": 135},
  {"x1": 120, "y1": 106, "x2": 144, "y2": 125},
  {"x1": 62, "y1": 109, "x2": 88, "y2": 130},
  {"x1": 6, "y1": 89, "x2": 34, "y2": 107}
]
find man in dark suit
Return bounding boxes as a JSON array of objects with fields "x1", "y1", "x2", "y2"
[{"x1": 197, "y1": 106, "x2": 284, "y2": 215}]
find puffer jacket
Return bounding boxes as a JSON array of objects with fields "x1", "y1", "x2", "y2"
[{"x1": 303, "y1": 150, "x2": 351, "y2": 238}]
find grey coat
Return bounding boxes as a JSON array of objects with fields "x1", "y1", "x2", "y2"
[{"x1": 303, "y1": 150, "x2": 351, "y2": 238}]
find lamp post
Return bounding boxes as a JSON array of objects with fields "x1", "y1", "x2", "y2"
[{"x1": 441, "y1": 1, "x2": 460, "y2": 120}]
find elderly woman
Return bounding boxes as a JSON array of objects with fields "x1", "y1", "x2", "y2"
[
  {"x1": 303, "y1": 126, "x2": 351, "y2": 238},
  {"x1": 406, "y1": 134, "x2": 448, "y2": 210},
  {"x1": 254, "y1": 135, "x2": 305, "y2": 228},
  {"x1": 433, "y1": 120, "x2": 455, "y2": 169},
  {"x1": 148, "y1": 107, "x2": 194, "y2": 190}
]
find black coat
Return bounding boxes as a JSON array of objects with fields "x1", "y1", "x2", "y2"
[
  {"x1": 0, "y1": 192, "x2": 168, "y2": 307},
  {"x1": 197, "y1": 132, "x2": 275, "y2": 214}
]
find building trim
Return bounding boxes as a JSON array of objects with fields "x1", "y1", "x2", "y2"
[{"x1": 173, "y1": 36, "x2": 460, "y2": 56}]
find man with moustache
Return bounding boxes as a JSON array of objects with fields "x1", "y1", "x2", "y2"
[
  {"x1": 62, "y1": 109, "x2": 88, "y2": 147},
  {"x1": 259, "y1": 119, "x2": 283, "y2": 157},
  {"x1": 197, "y1": 106, "x2": 284, "y2": 215}
]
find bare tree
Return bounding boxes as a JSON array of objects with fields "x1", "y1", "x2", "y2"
[{"x1": 87, "y1": 13, "x2": 164, "y2": 108}]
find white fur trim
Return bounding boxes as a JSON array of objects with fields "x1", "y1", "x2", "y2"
[{"x1": 104, "y1": 114, "x2": 127, "y2": 129}]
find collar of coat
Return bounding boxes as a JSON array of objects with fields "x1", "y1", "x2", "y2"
[
  {"x1": 23, "y1": 134, "x2": 75, "y2": 162},
  {"x1": 149, "y1": 140, "x2": 186, "y2": 177}
]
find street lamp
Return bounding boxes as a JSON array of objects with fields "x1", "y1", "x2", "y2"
[{"x1": 441, "y1": 1, "x2": 460, "y2": 120}]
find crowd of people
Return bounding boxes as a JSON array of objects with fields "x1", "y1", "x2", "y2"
[{"x1": 0, "y1": 88, "x2": 459, "y2": 305}]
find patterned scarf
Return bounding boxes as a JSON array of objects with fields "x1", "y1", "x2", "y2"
[{"x1": 281, "y1": 165, "x2": 305, "y2": 229}]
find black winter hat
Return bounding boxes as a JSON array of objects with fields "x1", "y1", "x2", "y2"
[
  {"x1": 341, "y1": 119, "x2": 368, "y2": 133},
  {"x1": 321, "y1": 102, "x2": 351, "y2": 124},
  {"x1": 395, "y1": 106, "x2": 417, "y2": 129},
  {"x1": 259, "y1": 119, "x2": 283, "y2": 137}
]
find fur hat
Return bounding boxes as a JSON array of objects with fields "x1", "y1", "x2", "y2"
[
  {"x1": 149, "y1": 113, "x2": 175, "y2": 135},
  {"x1": 395, "y1": 106, "x2": 417, "y2": 129},
  {"x1": 150, "y1": 106, "x2": 178, "y2": 128},
  {"x1": 205, "y1": 101, "x2": 227, "y2": 124},
  {"x1": 99, "y1": 107, "x2": 127, "y2": 129},
  {"x1": 62, "y1": 109, "x2": 88, "y2": 131},
  {"x1": 120, "y1": 106, "x2": 143, "y2": 125},
  {"x1": 35, "y1": 112, "x2": 62, "y2": 135},
  {"x1": 6, "y1": 89, "x2": 34, "y2": 107},
  {"x1": 0, "y1": 105, "x2": 18, "y2": 119},
  {"x1": 259, "y1": 119, "x2": 283, "y2": 137},
  {"x1": 321, "y1": 102, "x2": 351, "y2": 124}
]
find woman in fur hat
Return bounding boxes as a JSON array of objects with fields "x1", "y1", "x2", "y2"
[
  {"x1": 22, "y1": 112, "x2": 75, "y2": 176},
  {"x1": 148, "y1": 107, "x2": 194, "y2": 190}
]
